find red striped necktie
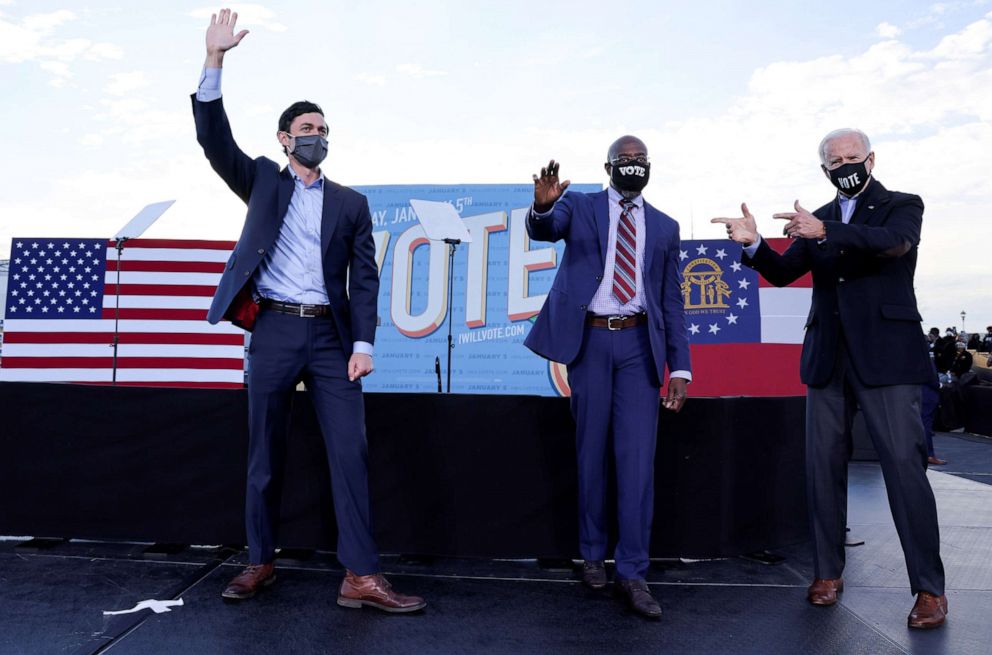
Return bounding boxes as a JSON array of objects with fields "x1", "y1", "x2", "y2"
[{"x1": 613, "y1": 199, "x2": 637, "y2": 304}]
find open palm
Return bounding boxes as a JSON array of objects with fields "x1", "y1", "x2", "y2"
[
  {"x1": 532, "y1": 159, "x2": 570, "y2": 211},
  {"x1": 206, "y1": 8, "x2": 249, "y2": 54}
]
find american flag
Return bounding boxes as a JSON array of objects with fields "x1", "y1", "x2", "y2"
[
  {"x1": 1, "y1": 237, "x2": 245, "y2": 388},
  {"x1": 679, "y1": 238, "x2": 811, "y2": 397}
]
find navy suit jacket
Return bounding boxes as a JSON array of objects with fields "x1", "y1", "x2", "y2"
[
  {"x1": 743, "y1": 179, "x2": 930, "y2": 387},
  {"x1": 191, "y1": 96, "x2": 378, "y2": 354},
  {"x1": 523, "y1": 189, "x2": 692, "y2": 384}
]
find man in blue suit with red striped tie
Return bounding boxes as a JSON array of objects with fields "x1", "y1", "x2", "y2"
[{"x1": 525, "y1": 136, "x2": 692, "y2": 619}]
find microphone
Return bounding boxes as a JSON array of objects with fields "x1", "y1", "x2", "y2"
[{"x1": 435, "y1": 356, "x2": 442, "y2": 393}]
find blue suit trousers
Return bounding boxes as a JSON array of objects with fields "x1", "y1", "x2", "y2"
[
  {"x1": 567, "y1": 322, "x2": 661, "y2": 581},
  {"x1": 245, "y1": 309, "x2": 379, "y2": 574}
]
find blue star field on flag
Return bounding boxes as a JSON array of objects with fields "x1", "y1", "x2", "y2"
[{"x1": 677, "y1": 240, "x2": 761, "y2": 344}]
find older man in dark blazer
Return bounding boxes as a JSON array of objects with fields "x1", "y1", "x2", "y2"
[
  {"x1": 714, "y1": 128, "x2": 946, "y2": 629},
  {"x1": 191, "y1": 8, "x2": 423, "y2": 612}
]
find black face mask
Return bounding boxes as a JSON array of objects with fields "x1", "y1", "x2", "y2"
[
  {"x1": 288, "y1": 134, "x2": 328, "y2": 169},
  {"x1": 610, "y1": 161, "x2": 650, "y2": 193},
  {"x1": 827, "y1": 157, "x2": 870, "y2": 195}
]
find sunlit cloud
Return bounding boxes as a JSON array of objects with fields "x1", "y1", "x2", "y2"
[{"x1": 396, "y1": 63, "x2": 447, "y2": 78}]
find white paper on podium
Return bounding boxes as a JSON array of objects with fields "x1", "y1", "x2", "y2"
[
  {"x1": 113, "y1": 200, "x2": 176, "y2": 240},
  {"x1": 409, "y1": 199, "x2": 472, "y2": 243}
]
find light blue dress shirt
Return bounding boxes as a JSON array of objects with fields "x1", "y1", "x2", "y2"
[{"x1": 197, "y1": 68, "x2": 372, "y2": 356}]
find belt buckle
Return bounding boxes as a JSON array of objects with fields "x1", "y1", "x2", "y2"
[
  {"x1": 607, "y1": 315, "x2": 624, "y2": 331},
  {"x1": 299, "y1": 304, "x2": 310, "y2": 318}
]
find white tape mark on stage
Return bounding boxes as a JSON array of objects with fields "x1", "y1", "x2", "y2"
[{"x1": 103, "y1": 598, "x2": 184, "y2": 615}]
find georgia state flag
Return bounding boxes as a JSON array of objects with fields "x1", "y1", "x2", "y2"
[{"x1": 678, "y1": 238, "x2": 812, "y2": 397}]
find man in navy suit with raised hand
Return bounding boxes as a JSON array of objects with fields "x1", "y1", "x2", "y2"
[
  {"x1": 191, "y1": 8, "x2": 424, "y2": 613},
  {"x1": 526, "y1": 136, "x2": 692, "y2": 619}
]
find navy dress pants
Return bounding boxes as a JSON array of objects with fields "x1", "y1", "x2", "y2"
[
  {"x1": 567, "y1": 323, "x2": 661, "y2": 581},
  {"x1": 245, "y1": 309, "x2": 379, "y2": 575}
]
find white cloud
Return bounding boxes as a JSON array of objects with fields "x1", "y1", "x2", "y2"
[
  {"x1": 105, "y1": 71, "x2": 150, "y2": 97},
  {"x1": 0, "y1": 9, "x2": 122, "y2": 82},
  {"x1": 39, "y1": 60, "x2": 69, "y2": 77},
  {"x1": 876, "y1": 22, "x2": 902, "y2": 38},
  {"x1": 85, "y1": 42, "x2": 124, "y2": 60},
  {"x1": 641, "y1": 12, "x2": 992, "y2": 328},
  {"x1": 20, "y1": 9, "x2": 74, "y2": 33},
  {"x1": 245, "y1": 103, "x2": 276, "y2": 117},
  {"x1": 355, "y1": 72, "x2": 387, "y2": 87},
  {"x1": 79, "y1": 134, "x2": 104, "y2": 147},
  {"x1": 396, "y1": 63, "x2": 447, "y2": 78},
  {"x1": 188, "y1": 5, "x2": 287, "y2": 32}
]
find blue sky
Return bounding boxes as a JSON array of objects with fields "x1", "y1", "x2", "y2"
[{"x1": 1, "y1": 0, "x2": 990, "y2": 330}]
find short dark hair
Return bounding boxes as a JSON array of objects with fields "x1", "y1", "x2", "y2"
[
  {"x1": 278, "y1": 101, "x2": 324, "y2": 155},
  {"x1": 278, "y1": 100, "x2": 324, "y2": 133}
]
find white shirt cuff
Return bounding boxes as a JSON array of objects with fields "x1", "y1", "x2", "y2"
[
  {"x1": 529, "y1": 203, "x2": 554, "y2": 219},
  {"x1": 353, "y1": 341, "x2": 373, "y2": 356},
  {"x1": 742, "y1": 235, "x2": 762, "y2": 258},
  {"x1": 670, "y1": 370, "x2": 692, "y2": 382}
]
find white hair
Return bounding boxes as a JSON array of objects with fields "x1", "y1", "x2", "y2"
[{"x1": 818, "y1": 128, "x2": 871, "y2": 164}]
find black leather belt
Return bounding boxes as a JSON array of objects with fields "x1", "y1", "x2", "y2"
[
  {"x1": 259, "y1": 299, "x2": 331, "y2": 317},
  {"x1": 586, "y1": 313, "x2": 647, "y2": 330}
]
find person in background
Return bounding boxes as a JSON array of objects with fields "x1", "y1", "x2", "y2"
[
  {"x1": 922, "y1": 358, "x2": 946, "y2": 466},
  {"x1": 950, "y1": 341, "x2": 974, "y2": 381}
]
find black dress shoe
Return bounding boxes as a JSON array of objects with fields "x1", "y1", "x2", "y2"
[
  {"x1": 615, "y1": 579, "x2": 662, "y2": 619},
  {"x1": 581, "y1": 560, "x2": 607, "y2": 590}
]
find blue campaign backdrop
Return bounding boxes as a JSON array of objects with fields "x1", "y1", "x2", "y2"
[{"x1": 355, "y1": 184, "x2": 600, "y2": 396}]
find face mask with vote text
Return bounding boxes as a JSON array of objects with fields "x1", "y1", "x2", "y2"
[
  {"x1": 610, "y1": 161, "x2": 651, "y2": 193},
  {"x1": 827, "y1": 156, "x2": 870, "y2": 195}
]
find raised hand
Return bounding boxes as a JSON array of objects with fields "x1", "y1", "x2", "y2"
[
  {"x1": 532, "y1": 159, "x2": 570, "y2": 212},
  {"x1": 773, "y1": 200, "x2": 825, "y2": 240},
  {"x1": 205, "y1": 8, "x2": 249, "y2": 66},
  {"x1": 711, "y1": 202, "x2": 759, "y2": 246}
]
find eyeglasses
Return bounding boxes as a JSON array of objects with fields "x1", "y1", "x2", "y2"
[{"x1": 610, "y1": 155, "x2": 649, "y2": 166}]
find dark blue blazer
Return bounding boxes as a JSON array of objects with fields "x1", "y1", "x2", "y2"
[
  {"x1": 744, "y1": 179, "x2": 930, "y2": 387},
  {"x1": 523, "y1": 189, "x2": 692, "y2": 383},
  {"x1": 191, "y1": 96, "x2": 378, "y2": 353}
]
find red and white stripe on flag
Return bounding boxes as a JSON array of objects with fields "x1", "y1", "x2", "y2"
[{"x1": 0, "y1": 238, "x2": 244, "y2": 388}]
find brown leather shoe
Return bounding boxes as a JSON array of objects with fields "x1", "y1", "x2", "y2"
[
  {"x1": 908, "y1": 592, "x2": 948, "y2": 629},
  {"x1": 337, "y1": 571, "x2": 426, "y2": 613},
  {"x1": 222, "y1": 563, "x2": 275, "y2": 600},
  {"x1": 614, "y1": 579, "x2": 662, "y2": 619},
  {"x1": 581, "y1": 560, "x2": 607, "y2": 590},
  {"x1": 807, "y1": 578, "x2": 844, "y2": 606},
  {"x1": 927, "y1": 456, "x2": 948, "y2": 466}
]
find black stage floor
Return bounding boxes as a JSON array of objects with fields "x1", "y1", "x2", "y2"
[{"x1": 3, "y1": 432, "x2": 991, "y2": 655}]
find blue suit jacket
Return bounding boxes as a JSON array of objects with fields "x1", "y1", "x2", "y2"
[
  {"x1": 191, "y1": 96, "x2": 378, "y2": 353},
  {"x1": 743, "y1": 179, "x2": 930, "y2": 387},
  {"x1": 523, "y1": 189, "x2": 691, "y2": 383}
]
